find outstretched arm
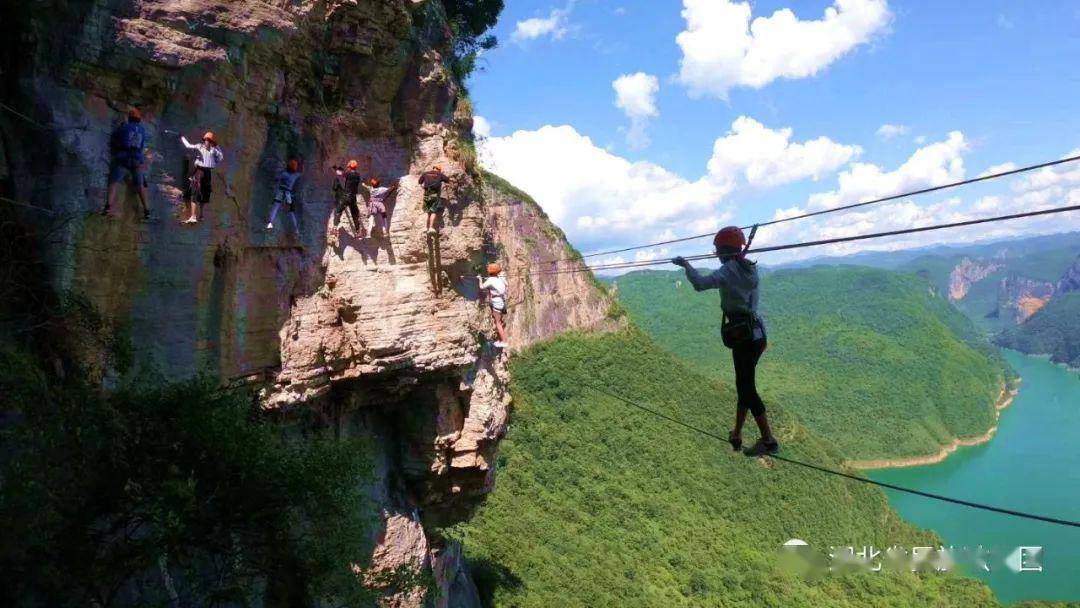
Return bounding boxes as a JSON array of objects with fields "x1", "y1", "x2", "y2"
[
  {"x1": 672, "y1": 257, "x2": 721, "y2": 292},
  {"x1": 180, "y1": 136, "x2": 197, "y2": 149}
]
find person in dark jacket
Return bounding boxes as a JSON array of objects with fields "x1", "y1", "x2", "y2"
[
  {"x1": 418, "y1": 165, "x2": 450, "y2": 235},
  {"x1": 334, "y1": 159, "x2": 365, "y2": 234},
  {"x1": 102, "y1": 108, "x2": 150, "y2": 219},
  {"x1": 672, "y1": 226, "x2": 778, "y2": 457}
]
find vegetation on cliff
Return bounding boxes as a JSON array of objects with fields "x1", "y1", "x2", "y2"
[
  {"x1": 455, "y1": 329, "x2": 1002, "y2": 606},
  {"x1": 613, "y1": 266, "x2": 1007, "y2": 461},
  {"x1": 0, "y1": 349, "x2": 390, "y2": 606},
  {"x1": 997, "y1": 292, "x2": 1080, "y2": 369}
]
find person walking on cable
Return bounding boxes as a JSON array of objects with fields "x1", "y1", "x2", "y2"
[
  {"x1": 478, "y1": 262, "x2": 509, "y2": 349},
  {"x1": 418, "y1": 164, "x2": 450, "y2": 235},
  {"x1": 672, "y1": 226, "x2": 778, "y2": 457},
  {"x1": 180, "y1": 131, "x2": 223, "y2": 224},
  {"x1": 361, "y1": 176, "x2": 398, "y2": 237},
  {"x1": 266, "y1": 159, "x2": 303, "y2": 233},
  {"x1": 102, "y1": 108, "x2": 151, "y2": 220}
]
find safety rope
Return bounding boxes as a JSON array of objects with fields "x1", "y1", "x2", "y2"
[
  {"x1": 536, "y1": 153, "x2": 1080, "y2": 267},
  {"x1": 581, "y1": 384, "x2": 1080, "y2": 529},
  {"x1": 528, "y1": 203, "x2": 1080, "y2": 277}
]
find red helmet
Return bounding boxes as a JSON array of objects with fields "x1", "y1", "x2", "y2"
[
  {"x1": 127, "y1": 108, "x2": 142, "y2": 122},
  {"x1": 487, "y1": 262, "x2": 502, "y2": 276},
  {"x1": 369, "y1": 176, "x2": 381, "y2": 187},
  {"x1": 713, "y1": 226, "x2": 747, "y2": 251},
  {"x1": 346, "y1": 159, "x2": 359, "y2": 170},
  {"x1": 203, "y1": 131, "x2": 216, "y2": 144},
  {"x1": 287, "y1": 159, "x2": 299, "y2": 172}
]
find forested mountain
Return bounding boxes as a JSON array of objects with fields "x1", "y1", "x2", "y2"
[{"x1": 997, "y1": 254, "x2": 1080, "y2": 368}]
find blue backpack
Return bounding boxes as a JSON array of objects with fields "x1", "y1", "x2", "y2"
[{"x1": 112, "y1": 122, "x2": 146, "y2": 161}]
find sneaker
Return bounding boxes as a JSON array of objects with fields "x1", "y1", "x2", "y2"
[
  {"x1": 99, "y1": 206, "x2": 111, "y2": 217},
  {"x1": 743, "y1": 438, "x2": 779, "y2": 457},
  {"x1": 493, "y1": 341, "x2": 508, "y2": 349},
  {"x1": 266, "y1": 222, "x2": 274, "y2": 230},
  {"x1": 143, "y1": 209, "x2": 151, "y2": 220},
  {"x1": 727, "y1": 430, "x2": 742, "y2": 452},
  {"x1": 184, "y1": 217, "x2": 197, "y2": 224}
]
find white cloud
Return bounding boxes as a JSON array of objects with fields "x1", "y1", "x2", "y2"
[
  {"x1": 478, "y1": 125, "x2": 732, "y2": 254},
  {"x1": 613, "y1": 72, "x2": 660, "y2": 149},
  {"x1": 708, "y1": 116, "x2": 861, "y2": 187},
  {"x1": 807, "y1": 131, "x2": 967, "y2": 209},
  {"x1": 512, "y1": 5, "x2": 573, "y2": 43},
  {"x1": 997, "y1": 14, "x2": 1014, "y2": 30},
  {"x1": 472, "y1": 115, "x2": 492, "y2": 138},
  {"x1": 754, "y1": 146, "x2": 1080, "y2": 264},
  {"x1": 477, "y1": 117, "x2": 860, "y2": 259},
  {"x1": 977, "y1": 161, "x2": 1017, "y2": 178},
  {"x1": 675, "y1": 0, "x2": 892, "y2": 98},
  {"x1": 876, "y1": 123, "x2": 909, "y2": 140}
]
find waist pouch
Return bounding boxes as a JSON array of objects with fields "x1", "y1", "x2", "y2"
[{"x1": 721, "y1": 312, "x2": 758, "y2": 349}]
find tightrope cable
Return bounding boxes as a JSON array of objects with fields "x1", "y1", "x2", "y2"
[
  {"x1": 581, "y1": 384, "x2": 1080, "y2": 529},
  {"x1": 539, "y1": 153, "x2": 1080, "y2": 266},
  {"x1": 525, "y1": 203, "x2": 1080, "y2": 277}
]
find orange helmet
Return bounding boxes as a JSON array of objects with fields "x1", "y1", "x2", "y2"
[
  {"x1": 713, "y1": 226, "x2": 747, "y2": 252},
  {"x1": 369, "y1": 176, "x2": 381, "y2": 187},
  {"x1": 202, "y1": 131, "x2": 216, "y2": 143},
  {"x1": 487, "y1": 262, "x2": 502, "y2": 276},
  {"x1": 347, "y1": 159, "x2": 359, "y2": 170},
  {"x1": 287, "y1": 159, "x2": 299, "y2": 172},
  {"x1": 433, "y1": 164, "x2": 442, "y2": 172},
  {"x1": 127, "y1": 108, "x2": 142, "y2": 122}
]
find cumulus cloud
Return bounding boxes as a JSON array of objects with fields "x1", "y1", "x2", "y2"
[
  {"x1": 977, "y1": 161, "x2": 1017, "y2": 178},
  {"x1": 512, "y1": 5, "x2": 573, "y2": 43},
  {"x1": 676, "y1": 0, "x2": 892, "y2": 98},
  {"x1": 754, "y1": 146, "x2": 1080, "y2": 264},
  {"x1": 708, "y1": 116, "x2": 861, "y2": 187},
  {"x1": 807, "y1": 131, "x2": 967, "y2": 209},
  {"x1": 478, "y1": 125, "x2": 732, "y2": 254},
  {"x1": 477, "y1": 117, "x2": 859, "y2": 257},
  {"x1": 876, "y1": 123, "x2": 909, "y2": 140},
  {"x1": 472, "y1": 115, "x2": 492, "y2": 138},
  {"x1": 613, "y1": 72, "x2": 660, "y2": 149}
]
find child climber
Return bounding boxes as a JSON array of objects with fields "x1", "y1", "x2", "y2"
[
  {"x1": 266, "y1": 159, "x2": 303, "y2": 233},
  {"x1": 671, "y1": 226, "x2": 778, "y2": 457},
  {"x1": 363, "y1": 176, "x2": 398, "y2": 236},
  {"x1": 180, "y1": 131, "x2": 223, "y2": 224},
  {"x1": 418, "y1": 165, "x2": 450, "y2": 235},
  {"x1": 478, "y1": 263, "x2": 509, "y2": 349}
]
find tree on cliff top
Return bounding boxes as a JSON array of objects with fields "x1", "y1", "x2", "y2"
[{"x1": 444, "y1": 0, "x2": 504, "y2": 81}]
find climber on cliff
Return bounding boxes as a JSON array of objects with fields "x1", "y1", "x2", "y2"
[
  {"x1": 361, "y1": 175, "x2": 398, "y2": 237},
  {"x1": 266, "y1": 158, "x2": 303, "y2": 233},
  {"x1": 180, "y1": 131, "x2": 223, "y2": 224},
  {"x1": 478, "y1": 262, "x2": 509, "y2": 349},
  {"x1": 671, "y1": 226, "x2": 778, "y2": 457},
  {"x1": 102, "y1": 108, "x2": 151, "y2": 220},
  {"x1": 418, "y1": 164, "x2": 450, "y2": 235},
  {"x1": 334, "y1": 159, "x2": 366, "y2": 235}
]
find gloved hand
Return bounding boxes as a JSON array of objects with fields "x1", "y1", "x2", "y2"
[{"x1": 671, "y1": 256, "x2": 688, "y2": 267}]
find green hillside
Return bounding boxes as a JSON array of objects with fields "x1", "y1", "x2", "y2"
[
  {"x1": 612, "y1": 266, "x2": 1007, "y2": 461},
  {"x1": 997, "y1": 292, "x2": 1080, "y2": 369},
  {"x1": 455, "y1": 328, "x2": 999, "y2": 607}
]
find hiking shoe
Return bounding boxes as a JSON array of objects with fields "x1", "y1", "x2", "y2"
[
  {"x1": 743, "y1": 438, "x2": 779, "y2": 457},
  {"x1": 493, "y1": 341, "x2": 508, "y2": 349},
  {"x1": 143, "y1": 209, "x2": 151, "y2": 220},
  {"x1": 727, "y1": 430, "x2": 742, "y2": 452},
  {"x1": 265, "y1": 222, "x2": 274, "y2": 230},
  {"x1": 99, "y1": 206, "x2": 111, "y2": 217},
  {"x1": 426, "y1": 228, "x2": 436, "y2": 235}
]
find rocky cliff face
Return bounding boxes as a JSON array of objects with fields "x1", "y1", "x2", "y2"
[
  {"x1": 947, "y1": 257, "x2": 1002, "y2": 301},
  {"x1": 0, "y1": 1, "x2": 608, "y2": 605},
  {"x1": 1057, "y1": 253, "x2": 1080, "y2": 294},
  {"x1": 995, "y1": 275, "x2": 1055, "y2": 323}
]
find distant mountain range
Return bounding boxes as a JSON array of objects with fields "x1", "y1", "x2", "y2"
[{"x1": 773, "y1": 231, "x2": 1080, "y2": 368}]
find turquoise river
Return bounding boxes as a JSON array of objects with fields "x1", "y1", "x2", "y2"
[{"x1": 870, "y1": 350, "x2": 1080, "y2": 603}]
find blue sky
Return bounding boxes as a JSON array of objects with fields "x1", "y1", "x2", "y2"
[{"x1": 469, "y1": 0, "x2": 1080, "y2": 267}]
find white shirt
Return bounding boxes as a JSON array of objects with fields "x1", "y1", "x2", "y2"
[
  {"x1": 480, "y1": 276, "x2": 508, "y2": 308},
  {"x1": 181, "y1": 136, "x2": 224, "y2": 168}
]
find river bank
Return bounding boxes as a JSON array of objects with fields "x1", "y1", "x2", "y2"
[{"x1": 846, "y1": 379, "x2": 1020, "y2": 470}]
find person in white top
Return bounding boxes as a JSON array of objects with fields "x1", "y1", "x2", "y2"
[
  {"x1": 478, "y1": 262, "x2": 509, "y2": 348},
  {"x1": 180, "y1": 131, "x2": 224, "y2": 224}
]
